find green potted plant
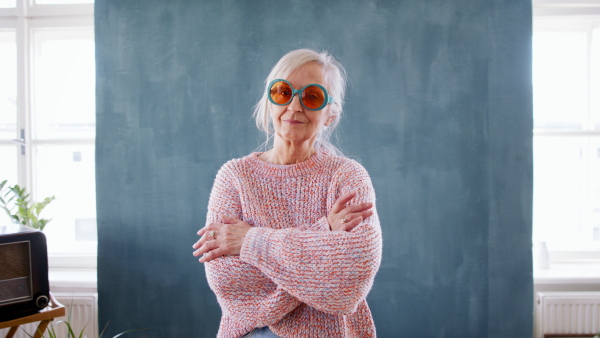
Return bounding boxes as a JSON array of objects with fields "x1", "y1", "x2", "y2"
[{"x1": 0, "y1": 180, "x2": 55, "y2": 230}]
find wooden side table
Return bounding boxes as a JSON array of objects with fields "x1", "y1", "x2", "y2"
[{"x1": 0, "y1": 293, "x2": 66, "y2": 338}]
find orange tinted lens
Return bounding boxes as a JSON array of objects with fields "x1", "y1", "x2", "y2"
[
  {"x1": 270, "y1": 81, "x2": 293, "y2": 105},
  {"x1": 302, "y1": 86, "x2": 325, "y2": 109}
]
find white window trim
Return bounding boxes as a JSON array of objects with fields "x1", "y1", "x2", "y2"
[
  {"x1": 532, "y1": 1, "x2": 600, "y2": 276},
  {"x1": 533, "y1": 0, "x2": 600, "y2": 17},
  {"x1": 49, "y1": 253, "x2": 97, "y2": 269},
  {"x1": 1, "y1": 1, "x2": 96, "y2": 269}
]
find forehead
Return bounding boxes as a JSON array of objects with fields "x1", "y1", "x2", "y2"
[{"x1": 286, "y1": 62, "x2": 325, "y2": 88}]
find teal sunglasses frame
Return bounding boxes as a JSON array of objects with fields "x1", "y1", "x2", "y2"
[{"x1": 267, "y1": 79, "x2": 334, "y2": 111}]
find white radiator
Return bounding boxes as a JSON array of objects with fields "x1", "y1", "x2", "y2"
[
  {"x1": 535, "y1": 291, "x2": 600, "y2": 338},
  {"x1": 0, "y1": 293, "x2": 98, "y2": 338}
]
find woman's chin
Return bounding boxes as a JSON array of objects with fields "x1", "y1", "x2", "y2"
[{"x1": 280, "y1": 134, "x2": 313, "y2": 145}]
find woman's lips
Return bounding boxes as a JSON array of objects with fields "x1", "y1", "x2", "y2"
[{"x1": 284, "y1": 119, "x2": 304, "y2": 124}]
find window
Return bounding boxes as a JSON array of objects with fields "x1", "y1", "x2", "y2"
[
  {"x1": 532, "y1": 1, "x2": 600, "y2": 262},
  {"x1": 0, "y1": 0, "x2": 95, "y2": 266}
]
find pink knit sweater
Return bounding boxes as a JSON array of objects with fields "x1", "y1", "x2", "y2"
[{"x1": 204, "y1": 150, "x2": 382, "y2": 338}]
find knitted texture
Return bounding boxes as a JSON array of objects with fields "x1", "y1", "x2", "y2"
[{"x1": 204, "y1": 150, "x2": 382, "y2": 338}]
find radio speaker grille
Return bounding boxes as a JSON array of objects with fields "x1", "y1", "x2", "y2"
[{"x1": 0, "y1": 242, "x2": 30, "y2": 280}]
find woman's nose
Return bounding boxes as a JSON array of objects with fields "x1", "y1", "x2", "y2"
[{"x1": 287, "y1": 94, "x2": 303, "y2": 111}]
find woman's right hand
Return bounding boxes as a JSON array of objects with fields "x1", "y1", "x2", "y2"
[{"x1": 327, "y1": 191, "x2": 374, "y2": 231}]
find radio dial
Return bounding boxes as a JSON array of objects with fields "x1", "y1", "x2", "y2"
[{"x1": 36, "y1": 295, "x2": 49, "y2": 309}]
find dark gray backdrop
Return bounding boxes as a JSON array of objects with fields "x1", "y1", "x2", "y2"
[{"x1": 95, "y1": 0, "x2": 533, "y2": 337}]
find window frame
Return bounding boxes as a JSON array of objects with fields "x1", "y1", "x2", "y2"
[
  {"x1": 532, "y1": 0, "x2": 600, "y2": 265},
  {"x1": 0, "y1": 0, "x2": 95, "y2": 269}
]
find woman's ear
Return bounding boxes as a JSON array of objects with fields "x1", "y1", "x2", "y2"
[{"x1": 324, "y1": 115, "x2": 336, "y2": 127}]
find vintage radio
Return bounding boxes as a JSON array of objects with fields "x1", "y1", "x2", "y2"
[{"x1": 0, "y1": 224, "x2": 50, "y2": 321}]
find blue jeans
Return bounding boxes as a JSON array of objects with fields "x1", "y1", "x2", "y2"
[{"x1": 242, "y1": 326, "x2": 280, "y2": 338}]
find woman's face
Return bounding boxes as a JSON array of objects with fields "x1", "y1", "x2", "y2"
[{"x1": 269, "y1": 62, "x2": 335, "y2": 147}]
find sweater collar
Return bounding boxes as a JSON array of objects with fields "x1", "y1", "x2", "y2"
[{"x1": 247, "y1": 148, "x2": 329, "y2": 178}]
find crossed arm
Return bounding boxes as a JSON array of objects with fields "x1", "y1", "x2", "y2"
[
  {"x1": 192, "y1": 163, "x2": 382, "y2": 319},
  {"x1": 192, "y1": 191, "x2": 373, "y2": 262}
]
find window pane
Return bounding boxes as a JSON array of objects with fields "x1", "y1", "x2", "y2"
[
  {"x1": 592, "y1": 28, "x2": 600, "y2": 130},
  {"x1": 35, "y1": 0, "x2": 93, "y2": 4},
  {"x1": 32, "y1": 28, "x2": 95, "y2": 140},
  {"x1": 0, "y1": 145, "x2": 18, "y2": 226},
  {"x1": 0, "y1": 0, "x2": 16, "y2": 8},
  {"x1": 591, "y1": 138, "x2": 600, "y2": 241},
  {"x1": 533, "y1": 31, "x2": 588, "y2": 129},
  {"x1": 33, "y1": 144, "x2": 96, "y2": 254},
  {"x1": 533, "y1": 136, "x2": 599, "y2": 250},
  {"x1": 0, "y1": 30, "x2": 17, "y2": 140}
]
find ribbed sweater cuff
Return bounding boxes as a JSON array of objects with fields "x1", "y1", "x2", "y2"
[
  {"x1": 240, "y1": 227, "x2": 272, "y2": 267},
  {"x1": 300, "y1": 216, "x2": 330, "y2": 231}
]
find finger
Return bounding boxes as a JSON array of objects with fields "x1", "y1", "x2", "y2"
[
  {"x1": 360, "y1": 209, "x2": 374, "y2": 220},
  {"x1": 192, "y1": 231, "x2": 214, "y2": 249},
  {"x1": 197, "y1": 223, "x2": 220, "y2": 236},
  {"x1": 343, "y1": 202, "x2": 373, "y2": 214},
  {"x1": 194, "y1": 224, "x2": 218, "y2": 248},
  {"x1": 193, "y1": 238, "x2": 218, "y2": 257},
  {"x1": 195, "y1": 230, "x2": 219, "y2": 251},
  {"x1": 340, "y1": 216, "x2": 363, "y2": 232},
  {"x1": 192, "y1": 232, "x2": 207, "y2": 249},
  {"x1": 199, "y1": 247, "x2": 227, "y2": 263},
  {"x1": 333, "y1": 213, "x2": 356, "y2": 232},
  {"x1": 192, "y1": 238, "x2": 201, "y2": 249},
  {"x1": 331, "y1": 191, "x2": 356, "y2": 213},
  {"x1": 342, "y1": 210, "x2": 374, "y2": 231}
]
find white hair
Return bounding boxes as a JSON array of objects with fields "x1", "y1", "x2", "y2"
[{"x1": 252, "y1": 49, "x2": 347, "y2": 155}]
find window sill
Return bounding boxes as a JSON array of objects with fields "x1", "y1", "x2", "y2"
[
  {"x1": 534, "y1": 262, "x2": 600, "y2": 285},
  {"x1": 48, "y1": 254, "x2": 97, "y2": 269},
  {"x1": 49, "y1": 268, "x2": 97, "y2": 294}
]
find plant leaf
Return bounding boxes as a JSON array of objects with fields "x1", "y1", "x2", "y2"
[
  {"x1": 56, "y1": 320, "x2": 77, "y2": 338},
  {"x1": 0, "y1": 181, "x2": 55, "y2": 230},
  {"x1": 99, "y1": 320, "x2": 110, "y2": 338},
  {"x1": 38, "y1": 219, "x2": 48, "y2": 231},
  {"x1": 78, "y1": 323, "x2": 88, "y2": 338},
  {"x1": 112, "y1": 329, "x2": 150, "y2": 338},
  {"x1": 19, "y1": 327, "x2": 34, "y2": 338}
]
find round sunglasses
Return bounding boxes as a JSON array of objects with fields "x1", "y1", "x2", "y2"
[{"x1": 267, "y1": 79, "x2": 334, "y2": 111}]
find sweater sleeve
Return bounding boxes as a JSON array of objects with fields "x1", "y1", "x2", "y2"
[
  {"x1": 203, "y1": 163, "x2": 302, "y2": 328},
  {"x1": 239, "y1": 161, "x2": 383, "y2": 315}
]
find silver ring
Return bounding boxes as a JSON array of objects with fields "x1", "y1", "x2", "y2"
[
  {"x1": 209, "y1": 231, "x2": 215, "y2": 239},
  {"x1": 341, "y1": 217, "x2": 347, "y2": 224}
]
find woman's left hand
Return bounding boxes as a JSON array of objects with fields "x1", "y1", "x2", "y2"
[{"x1": 193, "y1": 215, "x2": 251, "y2": 263}]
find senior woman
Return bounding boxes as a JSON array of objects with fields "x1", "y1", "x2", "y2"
[{"x1": 192, "y1": 49, "x2": 382, "y2": 338}]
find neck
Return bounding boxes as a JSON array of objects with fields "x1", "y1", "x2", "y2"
[{"x1": 260, "y1": 138, "x2": 316, "y2": 165}]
